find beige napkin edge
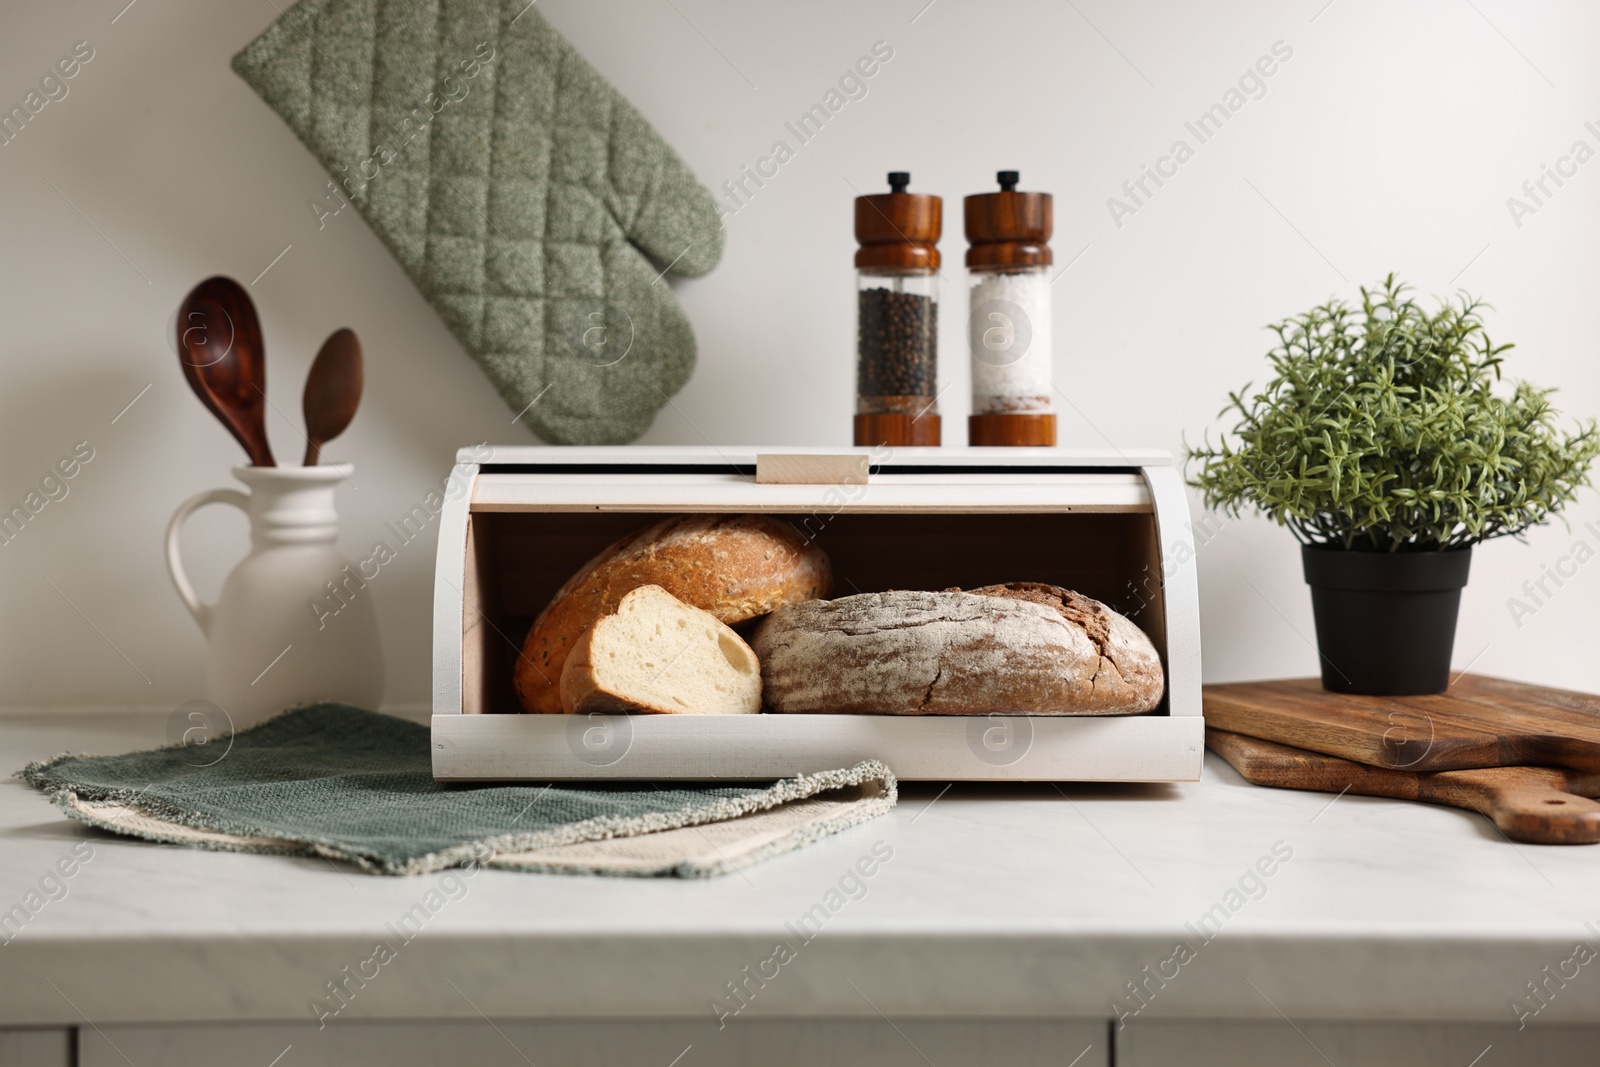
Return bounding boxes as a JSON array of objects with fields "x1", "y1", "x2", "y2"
[{"x1": 62, "y1": 776, "x2": 895, "y2": 878}]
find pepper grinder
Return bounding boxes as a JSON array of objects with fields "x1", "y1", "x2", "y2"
[
  {"x1": 965, "y1": 170, "x2": 1056, "y2": 446},
  {"x1": 854, "y1": 171, "x2": 942, "y2": 447}
]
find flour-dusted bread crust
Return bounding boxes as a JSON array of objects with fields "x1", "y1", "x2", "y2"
[
  {"x1": 516, "y1": 515, "x2": 831, "y2": 714},
  {"x1": 560, "y1": 586, "x2": 762, "y2": 715},
  {"x1": 751, "y1": 589, "x2": 1162, "y2": 715},
  {"x1": 953, "y1": 582, "x2": 1165, "y2": 713}
]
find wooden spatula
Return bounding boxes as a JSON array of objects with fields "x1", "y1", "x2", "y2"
[{"x1": 1207, "y1": 727, "x2": 1600, "y2": 845}]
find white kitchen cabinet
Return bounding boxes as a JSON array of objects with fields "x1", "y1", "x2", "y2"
[
  {"x1": 81, "y1": 1019, "x2": 1109, "y2": 1067},
  {"x1": 1116, "y1": 1019, "x2": 1600, "y2": 1066},
  {"x1": 0, "y1": 1028, "x2": 70, "y2": 1067}
]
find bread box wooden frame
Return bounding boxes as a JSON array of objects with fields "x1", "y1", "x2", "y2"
[{"x1": 432, "y1": 446, "x2": 1202, "y2": 782}]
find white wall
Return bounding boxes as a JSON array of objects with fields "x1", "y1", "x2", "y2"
[{"x1": 1, "y1": 0, "x2": 1596, "y2": 710}]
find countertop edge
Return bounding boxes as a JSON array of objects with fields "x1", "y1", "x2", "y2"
[{"x1": 2, "y1": 931, "x2": 1586, "y2": 1028}]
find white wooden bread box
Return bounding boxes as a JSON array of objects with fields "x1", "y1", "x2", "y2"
[{"x1": 432, "y1": 446, "x2": 1202, "y2": 782}]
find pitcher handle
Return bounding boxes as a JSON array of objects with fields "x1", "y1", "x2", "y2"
[{"x1": 165, "y1": 488, "x2": 249, "y2": 636}]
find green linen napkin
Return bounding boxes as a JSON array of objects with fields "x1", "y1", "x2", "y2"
[
  {"x1": 18, "y1": 706, "x2": 894, "y2": 878},
  {"x1": 231, "y1": 0, "x2": 725, "y2": 445}
]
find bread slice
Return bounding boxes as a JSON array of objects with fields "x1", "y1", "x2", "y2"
[{"x1": 559, "y1": 585, "x2": 763, "y2": 715}]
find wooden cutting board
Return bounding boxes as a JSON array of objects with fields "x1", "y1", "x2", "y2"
[
  {"x1": 1207, "y1": 728, "x2": 1600, "y2": 845},
  {"x1": 1203, "y1": 674, "x2": 1600, "y2": 774}
]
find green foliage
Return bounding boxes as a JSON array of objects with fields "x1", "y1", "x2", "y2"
[{"x1": 1186, "y1": 275, "x2": 1600, "y2": 551}]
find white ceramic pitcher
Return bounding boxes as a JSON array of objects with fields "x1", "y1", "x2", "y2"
[{"x1": 166, "y1": 465, "x2": 384, "y2": 728}]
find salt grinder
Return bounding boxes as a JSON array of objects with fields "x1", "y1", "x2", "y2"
[{"x1": 965, "y1": 170, "x2": 1056, "y2": 446}]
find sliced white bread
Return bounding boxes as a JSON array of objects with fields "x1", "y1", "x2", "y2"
[{"x1": 559, "y1": 584, "x2": 763, "y2": 715}]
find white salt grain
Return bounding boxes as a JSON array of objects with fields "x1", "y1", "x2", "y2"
[{"x1": 968, "y1": 270, "x2": 1052, "y2": 414}]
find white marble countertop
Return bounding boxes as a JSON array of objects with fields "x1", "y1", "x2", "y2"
[{"x1": 2, "y1": 711, "x2": 1596, "y2": 1030}]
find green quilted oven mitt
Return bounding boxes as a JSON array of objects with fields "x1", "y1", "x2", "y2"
[{"x1": 233, "y1": 0, "x2": 724, "y2": 444}]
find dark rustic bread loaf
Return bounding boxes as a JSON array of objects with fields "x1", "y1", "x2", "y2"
[
  {"x1": 750, "y1": 588, "x2": 1163, "y2": 715},
  {"x1": 515, "y1": 515, "x2": 830, "y2": 714},
  {"x1": 748, "y1": 585, "x2": 1164, "y2": 716},
  {"x1": 953, "y1": 582, "x2": 1165, "y2": 712}
]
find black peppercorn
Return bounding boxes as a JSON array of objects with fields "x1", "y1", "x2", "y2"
[{"x1": 857, "y1": 287, "x2": 937, "y2": 402}]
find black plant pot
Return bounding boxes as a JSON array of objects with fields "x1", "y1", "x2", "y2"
[{"x1": 1301, "y1": 545, "x2": 1473, "y2": 695}]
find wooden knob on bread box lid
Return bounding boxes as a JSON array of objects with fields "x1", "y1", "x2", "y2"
[
  {"x1": 855, "y1": 171, "x2": 943, "y2": 270},
  {"x1": 964, "y1": 170, "x2": 1053, "y2": 269}
]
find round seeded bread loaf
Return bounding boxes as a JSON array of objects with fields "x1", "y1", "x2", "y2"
[
  {"x1": 515, "y1": 515, "x2": 830, "y2": 714},
  {"x1": 750, "y1": 588, "x2": 1163, "y2": 715}
]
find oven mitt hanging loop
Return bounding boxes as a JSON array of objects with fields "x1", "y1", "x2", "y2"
[{"x1": 233, "y1": 0, "x2": 724, "y2": 444}]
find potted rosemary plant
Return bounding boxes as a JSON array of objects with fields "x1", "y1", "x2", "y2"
[{"x1": 1187, "y1": 276, "x2": 1598, "y2": 694}]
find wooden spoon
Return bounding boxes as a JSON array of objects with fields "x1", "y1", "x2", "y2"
[
  {"x1": 301, "y1": 328, "x2": 363, "y2": 466},
  {"x1": 176, "y1": 276, "x2": 275, "y2": 466}
]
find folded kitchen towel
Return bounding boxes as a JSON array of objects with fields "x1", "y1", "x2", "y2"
[
  {"x1": 231, "y1": 0, "x2": 725, "y2": 445},
  {"x1": 18, "y1": 706, "x2": 895, "y2": 878}
]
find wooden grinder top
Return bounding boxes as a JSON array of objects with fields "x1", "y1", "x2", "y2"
[
  {"x1": 965, "y1": 171, "x2": 1052, "y2": 270},
  {"x1": 855, "y1": 172, "x2": 942, "y2": 271}
]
